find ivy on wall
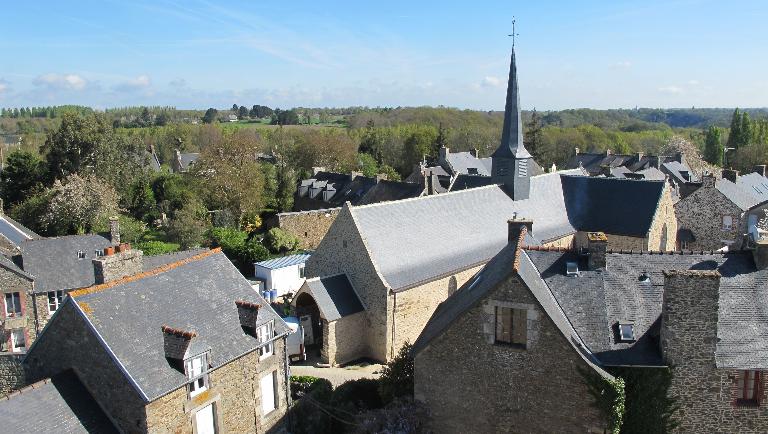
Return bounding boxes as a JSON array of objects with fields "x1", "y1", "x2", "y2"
[
  {"x1": 609, "y1": 367, "x2": 679, "y2": 434},
  {"x1": 580, "y1": 367, "x2": 626, "y2": 434}
]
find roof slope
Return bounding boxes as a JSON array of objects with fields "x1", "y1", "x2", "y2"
[
  {"x1": 302, "y1": 274, "x2": 364, "y2": 321},
  {"x1": 20, "y1": 235, "x2": 111, "y2": 292},
  {"x1": 141, "y1": 248, "x2": 208, "y2": 271},
  {"x1": 0, "y1": 216, "x2": 38, "y2": 246},
  {"x1": 0, "y1": 371, "x2": 117, "y2": 433},
  {"x1": 69, "y1": 250, "x2": 289, "y2": 401},
  {"x1": 736, "y1": 172, "x2": 768, "y2": 206},
  {"x1": 352, "y1": 171, "x2": 578, "y2": 290},
  {"x1": 255, "y1": 253, "x2": 311, "y2": 270},
  {"x1": 716, "y1": 178, "x2": 762, "y2": 211},
  {"x1": 444, "y1": 152, "x2": 491, "y2": 176}
]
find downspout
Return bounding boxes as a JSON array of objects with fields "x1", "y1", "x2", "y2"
[
  {"x1": 391, "y1": 290, "x2": 397, "y2": 360},
  {"x1": 283, "y1": 334, "x2": 292, "y2": 426}
]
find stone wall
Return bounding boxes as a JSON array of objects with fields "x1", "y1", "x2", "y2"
[
  {"x1": 647, "y1": 184, "x2": 678, "y2": 251},
  {"x1": 660, "y1": 270, "x2": 768, "y2": 432},
  {"x1": 24, "y1": 302, "x2": 149, "y2": 432},
  {"x1": 0, "y1": 267, "x2": 35, "y2": 352},
  {"x1": 0, "y1": 354, "x2": 25, "y2": 396},
  {"x1": 414, "y1": 273, "x2": 606, "y2": 433},
  {"x1": 305, "y1": 205, "x2": 390, "y2": 362},
  {"x1": 276, "y1": 208, "x2": 341, "y2": 250},
  {"x1": 324, "y1": 312, "x2": 367, "y2": 366},
  {"x1": 391, "y1": 264, "x2": 484, "y2": 357},
  {"x1": 145, "y1": 339, "x2": 289, "y2": 433},
  {"x1": 675, "y1": 182, "x2": 744, "y2": 250},
  {"x1": 93, "y1": 248, "x2": 144, "y2": 284},
  {"x1": 0, "y1": 234, "x2": 19, "y2": 256}
]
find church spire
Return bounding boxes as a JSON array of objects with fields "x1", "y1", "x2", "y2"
[{"x1": 492, "y1": 45, "x2": 530, "y2": 159}]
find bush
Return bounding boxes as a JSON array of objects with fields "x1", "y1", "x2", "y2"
[
  {"x1": 264, "y1": 227, "x2": 299, "y2": 254},
  {"x1": 290, "y1": 375, "x2": 321, "y2": 400},
  {"x1": 134, "y1": 240, "x2": 180, "y2": 256},
  {"x1": 288, "y1": 378, "x2": 334, "y2": 434},
  {"x1": 379, "y1": 342, "x2": 414, "y2": 404},
  {"x1": 93, "y1": 214, "x2": 147, "y2": 244},
  {"x1": 352, "y1": 397, "x2": 431, "y2": 434},
  {"x1": 332, "y1": 378, "x2": 383, "y2": 411}
]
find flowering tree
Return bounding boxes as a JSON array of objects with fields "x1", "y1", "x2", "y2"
[{"x1": 41, "y1": 174, "x2": 120, "y2": 234}]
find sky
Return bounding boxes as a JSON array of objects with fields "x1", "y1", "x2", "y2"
[{"x1": 1, "y1": 0, "x2": 767, "y2": 110}]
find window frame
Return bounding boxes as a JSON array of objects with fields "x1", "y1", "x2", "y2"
[
  {"x1": 185, "y1": 352, "x2": 210, "y2": 398},
  {"x1": 298, "y1": 264, "x2": 306, "y2": 279},
  {"x1": 722, "y1": 215, "x2": 733, "y2": 231},
  {"x1": 494, "y1": 306, "x2": 527, "y2": 349},
  {"x1": 260, "y1": 370, "x2": 278, "y2": 415},
  {"x1": 736, "y1": 370, "x2": 762, "y2": 407},
  {"x1": 10, "y1": 329, "x2": 25, "y2": 353},
  {"x1": 4, "y1": 292, "x2": 22, "y2": 317},
  {"x1": 47, "y1": 290, "x2": 64, "y2": 314},
  {"x1": 256, "y1": 321, "x2": 275, "y2": 360}
]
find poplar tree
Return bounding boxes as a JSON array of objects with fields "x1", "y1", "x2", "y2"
[
  {"x1": 704, "y1": 125, "x2": 723, "y2": 166},
  {"x1": 727, "y1": 108, "x2": 741, "y2": 149}
]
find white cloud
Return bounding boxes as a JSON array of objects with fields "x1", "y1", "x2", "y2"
[
  {"x1": 34, "y1": 73, "x2": 87, "y2": 90},
  {"x1": 113, "y1": 75, "x2": 151, "y2": 91},
  {"x1": 481, "y1": 76, "x2": 503, "y2": 88},
  {"x1": 687, "y1": 79, "x2": 700, "y2": 86},
  {"x1": 0, "y1": 79, "x2": 8, "y2": 93},
  {"x1": 658, "y1": 85, "x2": 683, "y2": 95},
  {"x1": 612, "y1": 60, "x2": 632, "y2": 69}
]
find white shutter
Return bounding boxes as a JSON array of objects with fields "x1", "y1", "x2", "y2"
[{"x1": 261, "y1": 372, "x2": 276, "y2": 414}]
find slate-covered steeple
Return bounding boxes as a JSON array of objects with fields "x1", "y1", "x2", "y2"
[{"x1": 491, "y1": 46, "x2": 532, "y2": 200}]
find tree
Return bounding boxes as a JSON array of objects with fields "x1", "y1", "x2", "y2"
[
  {"x1": 249, "y1": 105, "x2": 259, "y2": 118},
  {"x1": 359, "y1": 153, "x2": 379, "y2": 177},
  {"x1": 401, "y1": 127, "x2": 437, "y2": 175},
  {"x1": 41, "y1": 174, "x2": 120, "y2": 235},
  {"x1": 43, "y1": 112, "x2": 111, "y2": 180},
  {"x1": 231, "y1": 103, "x2": 239, "y2": 112},
  {"x1": 155, "y1": 111, "x2": 170, "y2": 126},
  {"x1": 140, "y1": 107, "x2": 152, "y2": 126},
  {"x1": 238, "y1": 105, "x2": 249, "y2": 120},
  {"x1": 0, "y1": 150, "x2": 45, "y2": 207},
  {"x1": 378, "y1": 342, "x2": 414, "y2": 404},
  {"x1": 704, "y1": 125, "x2": 724, "y2": 166},
  {"x1": 738, "y1": 111, "x2": 753, "y2": 148},
  {"x1": 167, "y1": 199, "x2": 209, "y2": 249},
  {"x1": 524, "y1": 108, "x2": 543, "y2": 160},
  {"x1": 264, "y1": 227, "x2": 299, "y2": 253},
  {"x1": 433, "y1": 123, "x2": 448, "y2": 155},
  {"x1": 202, "y1": 108, "x2": 218, "y2": 124},
  {"x1": 727, "y1": 108, "x2": 742, "y2": 149}
]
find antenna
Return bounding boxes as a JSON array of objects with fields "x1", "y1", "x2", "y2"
[{"x1": 508, "y1": 17, "x2": 518, "y2": 48}]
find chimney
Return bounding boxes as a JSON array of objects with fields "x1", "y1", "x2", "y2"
[
  {"x1": 606, "y1": 149, "x2": 612, "y2": 156},
  {"x1": 574, "y1": 147, "x2": 580, "y2": 156},
  {"x1": 508, "y1": 214, "x2": 533, "y2": 244},
  {"x1": 722, "y1": 169, "x2": 738, "y2": 183},
  {"x1": 636, "y1": 152, "x2": 644, "y2": 161},
  {"x1": 701, "y1": 173, "x2": 716, "y2": 188},
  {"x1": 586, "y1": 232, "x2": 608, "y2": 270},
  {"x1": 235, "y1": 299, "x2": 261, "y2": 331},
  {"x1": 660, "y1": 269, "x2": 720, "y2": 367},
  {"x1": 470, "y1": 148, "x2": 479, "y2": 158},
  {"x1": 752, "y1": 239, "x2": 768, "y2": 270},
  {"x1": 753, "y1": 165, "x2": 767, "y2": 177},
  {"x1": 109, "y1": 216, "x2": 120, "y2": 245},
  {"x1": 162, "y1": 325, "x2": 197, "y2": 360},
  {"x1": 550, "y1": 163, "x2": 557, "y2": 173},
  {"x1": 0, "y1": 197, "x2": 4, "y2": 216},
  {"x1": 438, "y1": 146, "x2": 449, "y2": 161},
  {"x1": 675, "y1": 151, "x2": 685, "y2": 165},
  {"x1": 312, "y1": 166, "x2": 326, "y2": 176},
  {"x1": 375, "y1": 173, "x2": 388, "y2": 183},
  {"x1": 93, "y1": 244, "x2": 143, "y2": 284}
]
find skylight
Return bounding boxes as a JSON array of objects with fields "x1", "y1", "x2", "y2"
[
  {"x1": 618, "y1": 323, "x2": 635, "y2": 342},
  {"x1": 566, "y1": 261, "x2": 579, "y2": 276},
  {"x1": 638, "y1": 272, "x2": 650, "y2": 283}
]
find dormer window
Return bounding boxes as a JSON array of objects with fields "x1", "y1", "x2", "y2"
[
  {"x1": 638, "y1": 272, "x2": 651, "y2": 283},
  {"x1": 256, "y1": 321, "x2": 274, "y2": 359},
  {"x1": 185, "y1": 352, "x2": 210, "y2": 398},
  {"x1": 94, "y1": 249, "x2": 104, "y2": 257},
  {"x1": 566, "y1": 261, "x2": 579, "y2": 277},
  {"x1": 618, "y1": 322, "x2": 635, "y2": 342},
  {"x1": 77, "y1": 250, "x2": 86, "y2": 259}
]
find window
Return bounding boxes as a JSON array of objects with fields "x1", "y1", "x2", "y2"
[
  {"x1": 566, "y1": 261, "x2": 579, "y2": 276},
  {"x1": 722, "y1": 215, "x2": 733, "y2": 231},
  {"x1": 260, "y1": 371, "x2": 278, "y2": 414},
  {"x1": 4, "y1": 292, "x2": 22, "y2": 317},
  {"x1": 494, "y1": 306, "x2": 527, "y2": 348},
  {"x1": 10, "y1": 329, "x2": 25, "y2": 352},
  {"x1": 185, "y1": 353, "x2": 210, "y2": 398},
  {"x1": 257, "y1": 321, "x2": 274, "y2": 359},
  {"x1": 736, "y1": 370, "x2": 762, "y2": 406},
  {"x1": 77, "y1": 250, "x2": 86, "y2": 259},
  {"x1": 618, "y1": 323, "x2": 635, "y2": 342},
  {"x1": 298, "y1": 264, "x2": 306, "y2": 279},
  {"x1": 194, "y1": 403, "x2": 217, "y2": 434},
  {"x1": 47, "y1": 290, "x2": 64, "y2": 313}
]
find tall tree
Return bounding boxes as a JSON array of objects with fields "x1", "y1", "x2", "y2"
[
  {"x1": 704, "y1": 125, "x2": 724, "y2": 166},
  {"x1": 738, "y1": 111, "x2": 753, "y2": 148},
  {"x1": 0, "y1": 150, "x2": 45, "y2": 207},
  {"x1": 231, "y1": 103, "x2": 239, "y2": 112},
  {"x1": 727, "y1": 108, "x2": 742, "y2": 149},
  {"x1": 43, "y1": 112, "x2": 111, "y2": 180},
  {"x1": 41, "y1": 174, "x2": 120, "y2": 235},
  {"x1": 524, "y1": 109, "x2": 543, "y2": 161},
  {"x1": 202, "y1": 108, "x2": 218, "y2": 124},
  {"x1": 238, "y1": 105, "x2": 249, "y2": 120},
  {"x1": 433, "y1": 123, "x2": 448, "y2": 155}
]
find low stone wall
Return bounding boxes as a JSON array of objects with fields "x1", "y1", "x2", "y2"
[
  {"x1": 276, "y1": 208, "x2": 341, "y2": 250},
  {"x1": 0, "y1": 354, "x2": 26, "y2": 396},
  {"x1": 323, "y1": 312, "x2": 367, "y2": 366}
]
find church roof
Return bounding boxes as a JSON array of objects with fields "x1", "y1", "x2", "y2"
[{"x1": 491, "y1": 47, "x2": 531, "y2": 160}]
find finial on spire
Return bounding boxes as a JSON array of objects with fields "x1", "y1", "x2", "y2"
[{"x1": 508, "y1": 17, "x2": 518, "y2": 48}]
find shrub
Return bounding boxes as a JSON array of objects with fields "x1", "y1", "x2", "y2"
[
  {"x1": 379, "y1": 342, "x2": 414, "y2": 404},
  {"x1": 332, "y1": 378, "x2": 383, "y2": 411},
  {"x1": 352, "y1": 397, "x2": 431, "y2": 434},
  {"x1": 288, "y1": 378, "x2": 333, "y2": 434},
  {"x1": 93, "y1": 214, "x2": 147, "y2": 244},
  {"x1": 290, "y1": 375, "x2": 321, "y2": 400},
  {"x1": 134, "y1": 240, "x2": 180, "y2": 256},
  {"x1": 264, "y1": 227, "x2": 300, "y2": 253}
]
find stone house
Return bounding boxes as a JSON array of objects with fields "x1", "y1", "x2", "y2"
[
  {"x1": 18, "y1": 248, "x2": 291, "y2": 433},
  {"x1": 272, "y1": 207, "x2": 341, "y2": 250},
  {"x1": 675, "y1": 171, "x2": 768, "y2": 251},
  {"x1": 413, "y1": 221, "x2": 768, "y2": 433},
  {"x1": 171, "y1": 149, "x2": 199, "y2": 173},
  {"x1": 293, "y1": 46, "x2": 677, "y2": 366},
  {"x1": 0, "y1": 256, "x2": 35, "y2": 395}
]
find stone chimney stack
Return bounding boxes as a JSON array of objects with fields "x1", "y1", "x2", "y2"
[
  {"x1": 675, "y1": 151, "x2": 686, "y2": 165},
  {"x1": 753, "y1": 165, "x2": 767, "y2": 177},
  {"x1": 722, "y1": 169, "x2": 738, "y2": 183},
  {"x1": 701, "y1": 173, "x2": 716, "y2": 189},
  {"x1": 587, "y1": 232, "x2": 608, "y2": 270},
  {"x1": 470, "y1": 148, "x2": 479, "y2": 158},
  {"x1": 162, "y1": 325, "x2": 197, "y2": 360},
  {"x1": 606, "y1": 149, "x2": 612, "y2": 156},
  {"x1": 375, "y1": 173, "x2": 388, "y2": 183},
  {"x1": 660, "y1": 269, "x2": 721, "y2": 367},
  {"x1": 574, "y1": 147, "x2": 580, "y2": 156},
  {"x1": 752, "y1": 239, "x2": 768, "y2": 270},
  {"x1": 235, "y1": 299, "x2": 261, "y2": 331},
  {"x1": 93, "y1": 244, "x2": 143, "y2": 284},
  {"x1": 508, "y1": 214, "x2": 533, "y2": 244},
  {"x1": 109, "y1": 216, "x2": 120, "y2": 246},
  {"x1": 636, "y1": 151, "x2": 644, "y2": 161},
  {"x1": 439, "y1": 146, "x2": 449, "y2": 162}
]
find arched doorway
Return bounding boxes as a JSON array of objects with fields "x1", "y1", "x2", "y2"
[{"x1": 294, "y1": 292, "x2": 323, "y2": 353}]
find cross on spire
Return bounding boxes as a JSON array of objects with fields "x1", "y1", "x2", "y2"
[{"x1": 508, "y1": 17, "x2": 518, "y2": 48}]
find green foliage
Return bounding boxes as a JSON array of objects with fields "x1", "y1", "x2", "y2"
[
  {"x1": 41, "y1": 174, "x2": 120, "y2": 235},
  {"x1": 9, "y1": 190, "x2": 54, "y2": 236},
  {"x1": 704, "y1": 126, "x2": 724, "y2": 166},
  {"x1": 271, "y1": 109, "x2": 300, "y2": 125},
  {"x1": 379, "y1": 342, "x2": 414, "y2": 404},
  {"x1": 288, "y1": 378, "x2": 334, "y2": 434},
  {"x1": 134, "y1": 240, "x2": 180, "y2": 256},
  {"x1": 93, "y1": 214, "x2": 147, "y2": 244},
  {"x1": 609, "y1": 367, "x2": 678, "y2": 434},
  {"x1": 43, "y1": 112, "x2": 111, "y2": 179},
  {"x1": 124, "y1": 176, "x2": 157, "y2": 223},
  {"x1": 207, "y1": 227, "x2": 268, "y2": 273},
  {"x1": 580, "y1": 368, "x2": 626, "y2": 434},
  {"x1": 358, "y1": 153, "x2": 379, "y2": 177},
  {"x1": 401, "y1": 126, "x2": 438, "y2": 175},
  {"x1": 264, "y1": 228, "x2": 299, "y2": 254},
  {"x1": 167, "y1": 200, "x2": 209, "y2": 249},
  {"x1": 332, "y1": 378, "x2": 384, "y2": 411},
  {"x1": 290, "y1": 375, "x2": 321, "y2": 399},
  {"x1": 151, "y1": 173, "x2": 195, "y2": 217},
  {"x1": 0, "y1": 150, "x2": 45, "y2": 207},
  {"x1": 202, "y1": 108, "x2": 218, "y2": 124}
]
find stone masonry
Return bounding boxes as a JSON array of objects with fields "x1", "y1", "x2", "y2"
[
  {"x1": 675, "y1": 177, "x2": 744, "y2": 251},
  {"x1": 276, "y1": 208, "x2": 341, "y2": 250},
  {"x1": 415, "y1": 273, "x2": 606, "y2": 433},
  {"x1": 322, "y1": 312, "x2": 367, "y2": 366},
  {"x1": 661, "y1": 270, "x2": 768, "y2": 432}
]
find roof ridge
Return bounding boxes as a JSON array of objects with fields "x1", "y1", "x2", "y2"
[{"x1": 69, "y1": 248, "x2": 222, "y2": 298}]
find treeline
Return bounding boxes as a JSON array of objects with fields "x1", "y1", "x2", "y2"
[
  {"x1": 703, "y1": 108, "x2": 768, "y2": 171},
  {"x1": 0, "y1": 105, "x2": 92, "y2": 119}
]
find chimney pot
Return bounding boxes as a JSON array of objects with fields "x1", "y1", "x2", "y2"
[
  {"x1": 574, "y1": 147, "x2": 581, "y2": 156},
  {"x1": 701, "y1": 173, "x2": 716, "y2": 188},
  {"x1": 162, "y1": 325, "x2": 197, "y2": 360},
  {"x1": 470, "y1": 148, "x2": 479, "y2": 158}
]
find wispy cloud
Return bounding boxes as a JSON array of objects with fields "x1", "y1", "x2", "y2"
[
  {"x1": 612, "y1": 60, "x2": 632, "y2": 69},
  {"x1": 481, "y1": 76, "x2": 504, "y2": 88},
  {"x1": 33, "y1": 73, "x2": 87, "y2": 90},
  {"x1": 0, "y1": 78, "x2": 9, "y2": 93},
  {"x1": 658, "y1": 85, "x2": 684, "y2": 95},
  {"x1": 113, "y1": 74, "x2": 151, "y2": 91}
]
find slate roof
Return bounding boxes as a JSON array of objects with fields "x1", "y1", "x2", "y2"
[
  {"x1": 736, "y1": 172, "x2": 768, "y2": 205},
  {"x1": 444, "y1": 152, "x2": 491, "y2": 176},
  {"x1": 0, "y1": 371, "x2": 118, "y2": 433},
  {"x1": 295, "y1": 171, "x2": 424, "y2": 211},
  {"x1": 716, "y1": 178, "x2": 762, "y2": 211},
  {"x1": 301, "y1": 274, "x2": 365, "y2": 321},
  {"x1": 357, "y1": 180, "x2": 425, "y2": 205},
  {"x1": 19, "y1": 235, "x2": 111, "y2": 293},
  {"x1": 0, "y1": 254, "x2": 33, "y2": 280},
  {"x1": 0, "y1": 215, "x2": 39, "y2": 246},
  {"x1": 178, "y1": 152, "x2": 199, "y2": 171},
  {"x1": 448, "y1": 174, "x2": 496, "y2": 191},
  {"x1": 142, "y1": 248, "x2": 208, "y2": 271},
  {"x1": 57, "y1": 250, "x2": 289, "y2": 401},
  {"x1": 255, "y1": 253, "x2": 311, "y2": 270},
  {"x1": 662, "y1": 160, "x2": 698, "y2": 183},
  {"x1": 524, "y1": 249, "x2": 768, "y2": 369}
]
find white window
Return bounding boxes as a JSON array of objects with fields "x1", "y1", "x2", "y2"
[
  {"x1": 298, "y1": 264, "x2": 305, "y2": 279},
  {"x1": 10, "y1": 329, "x2": 25, "y2": 352},
  {"x1": 194, "y1": 403, "x2": 217, "y2": 434},
  {"x1": 76, "y1": 250, "x2": 86, "y2": 259},
  {"x1": 4, "y1": 292, "x2": 22, "y2": 317},
  {"x1": 185, "y1": 353, "x2": 209, "y2": 397},
  {"x1": 257, "y1": 321, "x2": 274, "y2": 359},
  {"x1": 722, "y1": 215, "x2": 733, "y2": 231},
  {"x1": 47, "y1": 290, "x2": 64, "y2": 313},
  {"x1": 260, "y1": 371, "x2": 278, "y2": 415}
]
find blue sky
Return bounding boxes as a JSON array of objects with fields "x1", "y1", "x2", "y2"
[{"x1": 1, "y1": 0, "x2": 767, "y2": 110}]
